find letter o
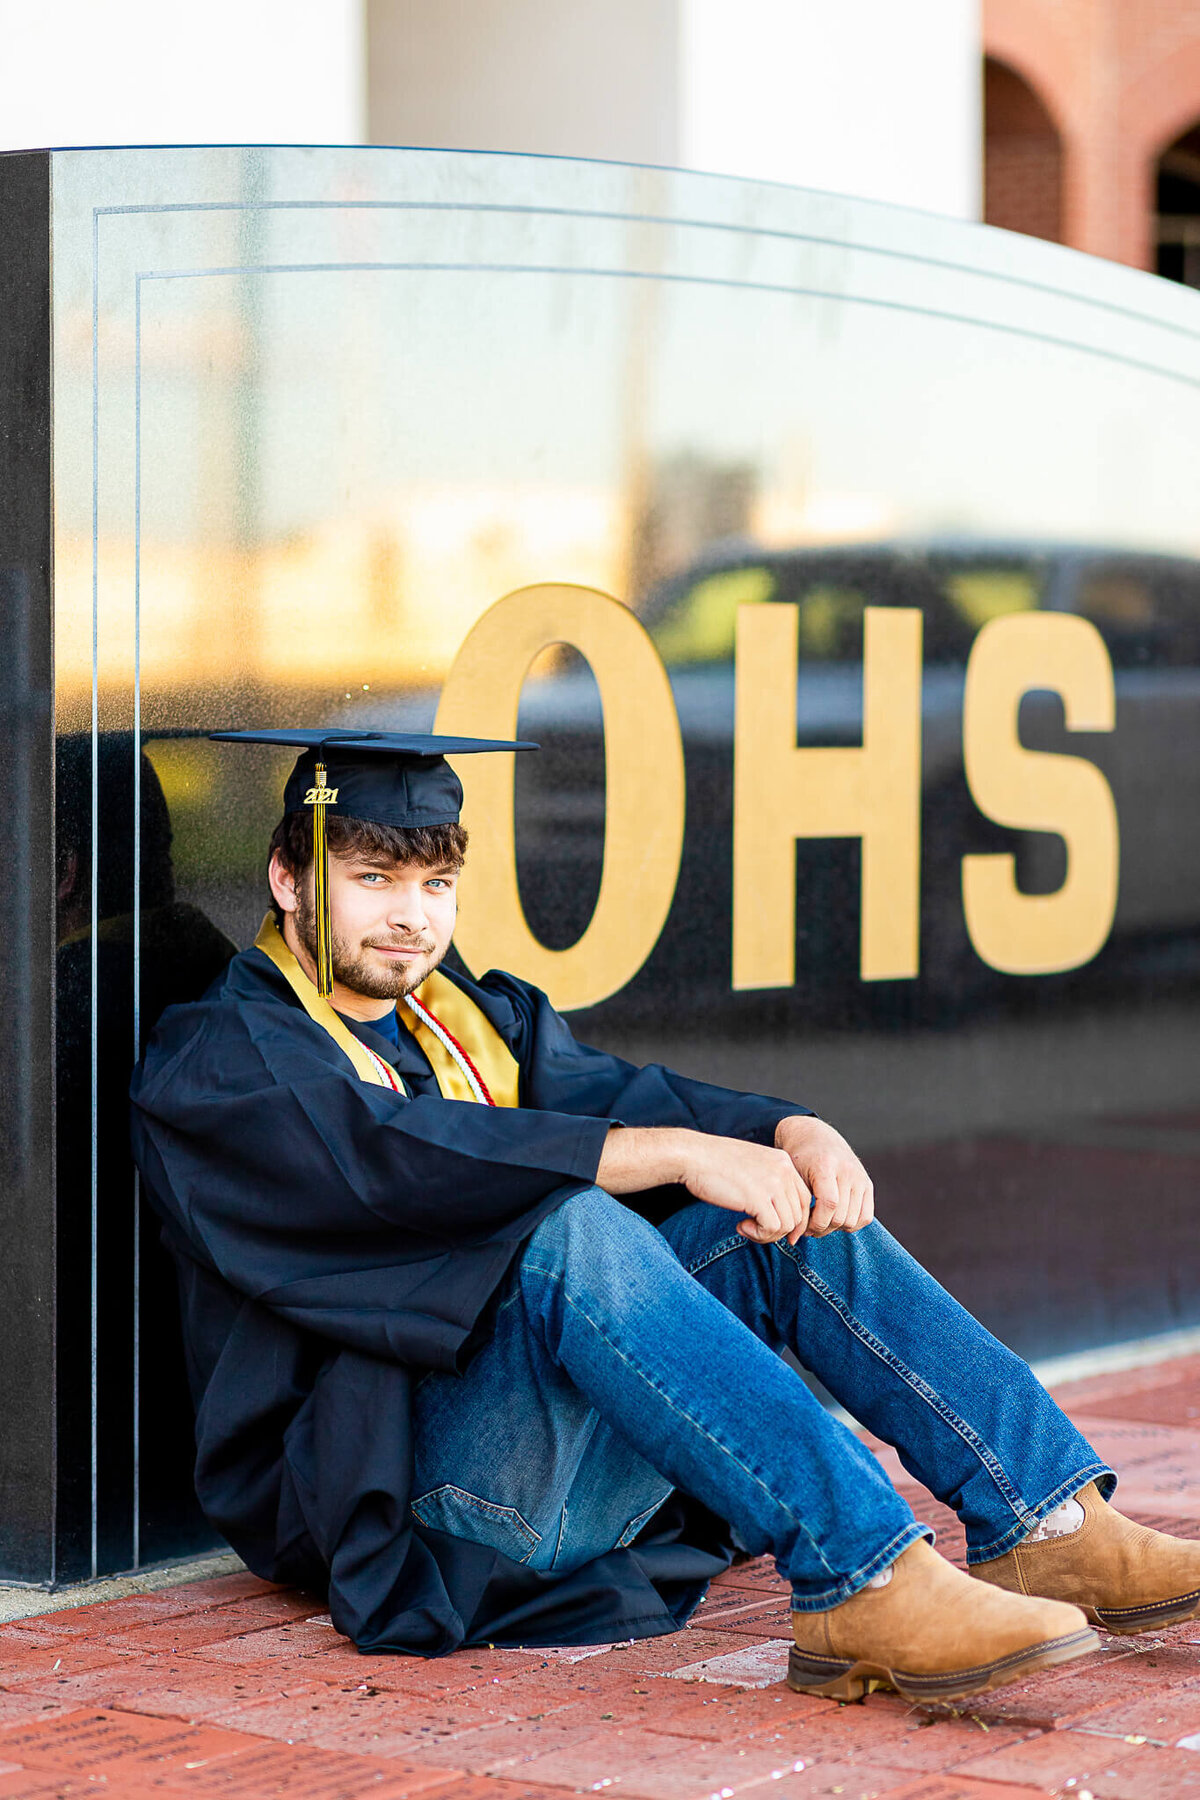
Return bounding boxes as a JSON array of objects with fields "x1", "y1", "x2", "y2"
[{"x1": 435, "y1": 583, "x2": 686, "y2": 1011}]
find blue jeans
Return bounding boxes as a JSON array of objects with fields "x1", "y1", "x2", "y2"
[{"x1": 411, "y1": 1189, "x2": 1113, "y2": 1611}]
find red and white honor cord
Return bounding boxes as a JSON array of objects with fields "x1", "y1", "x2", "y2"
[
  {"x1": 403, "y1": 992, "x2": 496, "y2": 1105},
  {"x1": 363, "y1": 1043, "x2": 406, "y2": 1093}
]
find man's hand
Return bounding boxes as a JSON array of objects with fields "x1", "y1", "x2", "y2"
[
  {"x1": 675, "y1": 1134, "x2": 813, "y2": 1245},
  {"x1": 774, "y1": 1115, "x2": 874, "y2": 1237},
  {"x1": 594, "y1": 1119, "x2": 874, "y2": 1245},
  {"x1": 596, "y1": 1126, "x2": 812, "y2": 1245}
]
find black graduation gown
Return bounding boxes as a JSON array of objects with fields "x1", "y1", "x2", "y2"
[{"x1": 129, "y1": 945, "x2": 808, "y2": 1653}]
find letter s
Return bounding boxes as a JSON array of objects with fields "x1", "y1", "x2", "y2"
[{"x1": 962, "y1": 612, "x2": 1118, "y2": 975}]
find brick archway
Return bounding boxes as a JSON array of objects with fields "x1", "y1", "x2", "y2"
[
  {"x1": 984, "y1": 56, "x2": 1064, "y2": 243},
  {"x1": 983, "y1": 0, "x2": 1080, "y2": 143},
  {"x1": 1123, "y1": 40, "x2": 1200, "y2": 272},
  {"x1": 1127, "y1": 41, "x2": 1200, "y2": 169},
  {"x1": 985, "y1": 0, "x2": 1200, "y2": 271},
  {"x1": 1155, "y1": 117, "x2": 1200, "y2": 286}
]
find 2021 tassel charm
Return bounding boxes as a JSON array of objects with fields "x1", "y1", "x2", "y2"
[{"x1": 306, "y1": 759, "x2": 338, "y2": 997}]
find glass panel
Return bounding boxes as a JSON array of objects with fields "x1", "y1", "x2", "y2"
[
  {"x1": 47, "y1": 143, "x2": 1200, "y2": 1571},
  {"x1": 944, "y1": 567, "x2": 1043, "y2": 628},
  {"x1": 652, "y1": 566, "x2": 776, "y2": 664},
  {"x1": 1070, "y1": 558, "x2": 1200, "y2": 668}
]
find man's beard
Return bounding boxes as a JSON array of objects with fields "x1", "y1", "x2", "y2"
[{"x1": 294, "y1": 888, "x2": 446, "y2": 1000}]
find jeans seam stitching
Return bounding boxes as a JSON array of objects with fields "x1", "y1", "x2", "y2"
[
  {"x1": 411, "y1": 1484, "x2": 541, "y2": 1558},
  {"x1": 521, "y1": 1259, "x2": 837, "y2": 1577},
  {"x1": 781, "y1": 1250, "x2": 1040, "y2": 1528},
  {"x1": 616, "y1": 1495, "x2": 670, "y2": 1549},
  {"x1": 552, "y1": 1504, "x2": 569, "y2": 1569},
  {"x1": 681, "y1": 1236, "x2": 751, "y2": 1277}
]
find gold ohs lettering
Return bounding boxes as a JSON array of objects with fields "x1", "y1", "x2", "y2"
[
  {"x1": 304, "y1": 786, "x2": 339, "y2": 805},
  {"x1": 436, "y1": 586, "x2": 1119, "y2": 1010},
  {"x1": 436, "y1": 583, "x2": 685, "y2": 1012},
  {"x1": 962, "y1": 612, "x2": 1118, "y2": 975},
  {"x1": 734, "y1": 604, "x2": 923, "y2": 987}
]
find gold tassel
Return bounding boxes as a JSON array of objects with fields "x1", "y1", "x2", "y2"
[{"x1": 310, "y1": 760, "x2": 335, "y2": 997}]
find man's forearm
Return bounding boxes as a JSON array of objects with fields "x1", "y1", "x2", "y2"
[
  {"x1": 595, "y1": 1115, "x2": 877, "y2": 1243},
  {"x1": 595, "y1": 1122, "x2": 811, "y2": 1243},
  {"x1": 595, "y1": 1125, "x2": 700, "y2": 1194}
]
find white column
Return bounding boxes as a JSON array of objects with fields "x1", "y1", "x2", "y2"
[
  {"x1": 680, "y1": 0, "x2": 982, "y2": 219},
  {"x1": 365, "y1": 0, "x2": 679, "y2": 166},
  {"x1": 0, "y1": 0, "x2": 366, "y2": 150},
  {"x1": 366, "y1": 0, "x2": 979, "y2": 217}
]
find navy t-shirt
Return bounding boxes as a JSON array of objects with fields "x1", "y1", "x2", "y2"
[{"x1": 363, "y1": 1004, "x2": 401, "y2": 1049}]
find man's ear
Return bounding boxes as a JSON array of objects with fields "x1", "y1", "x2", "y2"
[{"x1": 268, "y1": 849, "x2": 300, "y2": 915}]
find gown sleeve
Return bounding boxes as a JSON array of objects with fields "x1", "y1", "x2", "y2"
[
  {"x1": 473, "y1": 970, "x2": 814, "y2": 1145},
  {"x1": 130, "y1": 991, "x2": 612, "y2": 1370}
]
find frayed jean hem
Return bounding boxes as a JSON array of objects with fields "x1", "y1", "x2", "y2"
[{"x1": 788, "y1": 1520, "x2": 933, "y2": 1613}]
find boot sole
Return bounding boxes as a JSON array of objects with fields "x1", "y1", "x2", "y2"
[
  {"x1": 786, "y1": 1626, "x2": 1099, "y2": 1703},
  {"x1": 1086, "y1": 1587, "x2": 1200, "y2": 1634}
]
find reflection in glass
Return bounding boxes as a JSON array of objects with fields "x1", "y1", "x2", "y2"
[
  {"x1": 55, "y1": 734, "x2": 234, "y2": 1576},
  {"x1": 40, "y1": 144, "x2": 1200, "y2": 1572}
]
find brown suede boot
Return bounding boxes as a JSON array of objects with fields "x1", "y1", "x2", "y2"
[
  {"x1": 789, "y1": 1538, "x2": 1097, "y2": 1702},
  {"x1": 972, "y1": 1481, "x2": 1200, "y2": 1633}
]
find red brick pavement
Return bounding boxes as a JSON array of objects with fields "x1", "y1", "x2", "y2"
[{"x1": 8, "y1": 1356, "x2": 1200, "y2": 1799}]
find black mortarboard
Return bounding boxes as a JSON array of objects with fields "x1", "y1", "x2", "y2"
[{"x1": 211, "y1": 729, "x2": 537, "y2": 995}]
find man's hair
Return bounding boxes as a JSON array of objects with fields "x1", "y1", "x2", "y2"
[{"x1": 268, "y1": 811, "x2": 468, "y2": 928}]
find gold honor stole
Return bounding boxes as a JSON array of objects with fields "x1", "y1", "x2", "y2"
[{"x1": 254, "y1": 914, "x2": 519, "y2": 1106}]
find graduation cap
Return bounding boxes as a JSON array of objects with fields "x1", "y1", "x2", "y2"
[{"x1": 211, "y1": 729, "x2": 537, "y2": 997}]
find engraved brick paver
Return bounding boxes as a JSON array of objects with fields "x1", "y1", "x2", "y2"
[
  {"x1": 0, "y1": 1628, "x2": 141, "y2": 1683},
  {"x1": 186, "y1": 1619, "x2": 348, "y2": 1663},
  {"x1": 828, "y1": 1712, "x2": 1032, "y2": 1771},
  {"x1": 0, "y1": 1694, "x2": 67, "y2": 1729},
  {"x1": 948, "y1": 1724, "x2": 1147, "y2": 1788},
  {"x1": 27, "y1": 1656, "x2": 318, "y2": 1713},
  {"x1": 0, "y1": 1771, "x2": 95, "y2": 1798},
  {"x1": 135, "y1": 1736, "x2": 464, "y2": 1797},
  {"x1": 0, "y1": 1705, "x2": 188, "y2": 1767},
  {"x1": 1068, "y1": 1673, "x2": 1200, "y2": 1741},
  {"x1": 17, "y1": 1660, "x2": 186, "y2": 1709},
  {"x1": 691, "y1": 1600, "x2": 796, "y2": 1640},
  {"x1": 874, "y1": 1780, "x2": 1067, "y2": 1800},
  {"x1": 28, "y1": 1595, "x2": 215, "y2": 1636},
  {"x1": 941, "y1": 1647, "x2": 1195, "y2": 1732},
  {"x1": 1050, "y1": 1354, "x2": 1200, "y2": 1422},
  {"x1": 633, "y1": 1683, "x2": 822, "y2": 1732},
  {"x1": 1065, "y1": 1418, "x2": 1200, "y2": 1520},
  {"x1": 661, "y1": 1637, "x2": 794, "y2": 1687},
  {"x1": 172, "y1": 1653, "x2": 352, "y2": 1690},
  {"x1": 1074, "y1": 1742, "x2": 1200, "y2": 1795},
  {"x1": 0, "y1": 1708, "x2": 257, "y2": 1777},
  {"x1": 7, "y1": 1353, "x2": 1200, "y2": 1795},
  {"x1": 102, "y1": 1606, "x2": 322, "y2": 1658},
  {"x1": 198, "y1": 1640, "x2": 552, "y2": 1694},
  {"x1": 613, "y1": 1741, "x2": 862, "y2": 1798},
  {"x1": 23, "y1": 1589, "x2": 324, "y2": 1640},
  {"x1": 97, "y1": 1665, "x2": 332, "y2": 1722},
  {"x1": 475, "y1": 1723, "x2": 701, "y2": 1792},
  {"x1": 161, "y1": 1574, "x2": 288, "y2": 1609},
  {"x1": 209, "y1": 1690, "x2": 532, "y2": 1761},
  {"x1": 742, "y1": 1761, "x2": 915, "y2": 1799}
]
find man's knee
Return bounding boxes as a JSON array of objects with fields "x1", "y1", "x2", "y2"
[
  {"x1": 524, "y1": 1184, "x2": 642, "y2": 1275},
  {"x1": 785, "y1": 1216, "x2": 907, "y2": 1282}
]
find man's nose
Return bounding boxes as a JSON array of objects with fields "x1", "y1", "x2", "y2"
[{"x1": 389, "y1": 886, "x2": 430, "y2": 933}]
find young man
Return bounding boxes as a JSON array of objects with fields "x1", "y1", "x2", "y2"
[{"x1": 131, "y1": 730, "x2": 1200, "y2": 1702}]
